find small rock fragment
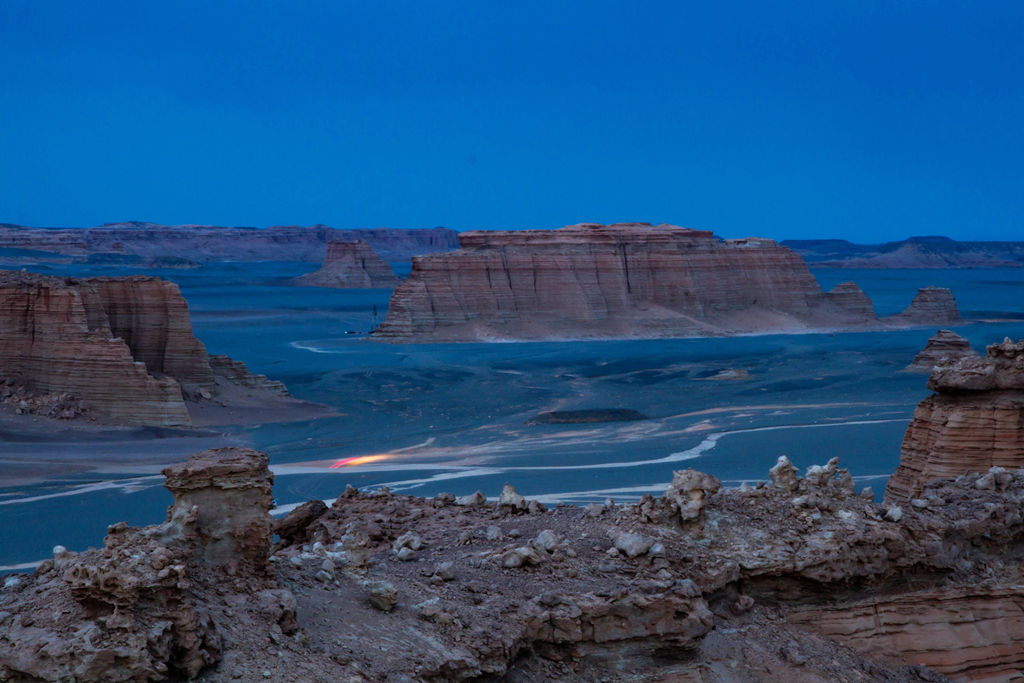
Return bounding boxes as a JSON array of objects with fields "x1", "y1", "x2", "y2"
[
  {"x1": 455, "y1": 491, "x2": 486, "y2": 507},
  {"x1": 365, "y1": 580, "x2": 398, "y2": 611},
  {"x1": 501, "y1": 546, "x2": 542, "y2": 568},
  {"x1": 533, "y1": 529, "x2": 559, "y2": 553},
  {"x1": 498, "y1": 483, "x2": 527, "y2": 510},
  {"x1": 769, "y1": 456, "x2": 799, "y2": 491},
  {"x1": 392, "y1": 531, "x2": 425, "y2": 553},
  {"x1": 611, "y1": 530, "x2": 653, "y2": 558}
]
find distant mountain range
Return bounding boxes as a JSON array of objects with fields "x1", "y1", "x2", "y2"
[
  {"x1": 0, "y1": 222, "x2": 459, "y2": 265},
  {"x1": 782, "y1": 236, "x2": 1024, "y2": 268}
]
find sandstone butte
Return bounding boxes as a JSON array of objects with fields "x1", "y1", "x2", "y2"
[
  {"x1": 292, "y1": 240, "x2": 401, "y2": 288},
  {"x1": 0, "y1": 222, "x2": 460, "y2": 265},
  {"x1": 886, "y1": 337, "x2": 1024, "y2": 506},
  {"x1": 373, "y1": 222, "x2": 963, "y2": 342},
  {"x1": 902, "y1": 329, "x2": 977, "y2": 374},
  {"x1": 4, "y1": 432, "x2": 1024, "y2": 680},
  {"x1": 0, "y1": 270, "x2": 290, "y2": 428}
]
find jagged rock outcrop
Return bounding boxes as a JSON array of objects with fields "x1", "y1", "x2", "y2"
[
  {"x1": 0, "y1": 270, "x2": 291, "y2": 427},
  {"x1": 292, "y1": 240, "x2": 400, "y2": 288},
  {"x1": 0, "y1": 223, "x2": 459, "y2": 265},
  {"x1": 0, "y1": 448, "x2": 291, "y2": 682},
  {"x1": 374, "y1": 223, "x2": 958, "y2": 342},
  {"x1": 4, "y1": 448, "x2": 1024, "y2": 681},
  {"x1": 886, "y1": 338, "x2": 1024, "y2": 505},
  {"x1": 902, "y1": 329, "x2": 977, "y2": 373},
  {"x1": 890, "y1": 287, "x2": 962, "y2": 326}
]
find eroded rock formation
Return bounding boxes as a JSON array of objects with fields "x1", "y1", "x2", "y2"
[
  {"x1": 886, "y1": 337, "x2": 1024, "y2": 505},
  {"x1": 903, "y1": 329, "x2": 977, "y2": 374},
  {"x1": 824, "y1": 281, "x2": 876, "y2": 319},
  {"x1": 4, "y1": 448, "x2": 1024, "y2": 680},
  {"x1": 0, "y1": 270, "x2": 291, "y2": 427},
  {"x1": 293, "y1": 240, "x2": 400, "y2": 288},
  {"x1": 0, "y1": 448, "x2": 288, "y2": 682},
  {"x1": 374, "y1": 223, "x2": 960, "y2": 342},
  {"x1": 891, "y1": 287, "x2": 962, "y2": 326}
]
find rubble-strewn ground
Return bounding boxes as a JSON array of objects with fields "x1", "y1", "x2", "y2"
[{"x1": 3, "y1": 447, "x2": 1024, "y2": 681}]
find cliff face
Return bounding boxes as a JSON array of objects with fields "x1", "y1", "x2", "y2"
[
  {"x1": 886, "y1": 338, "x2": 1024, "y2": 505},
  {"x1": 0, "y1": 223, "x2": 459, "y2": 265},
  {"x1": 292, "y1": 241, "x2": 400, "y2": 288},
  {"x1": 3, "y1": 450, "x2": 1024, "y2": 681},
  {"x1": 0, "y1": 270, "x2": 290, "y2": 427},
  {"x1": 375, "y1": 223, "x2": 953, "y2": 342}
]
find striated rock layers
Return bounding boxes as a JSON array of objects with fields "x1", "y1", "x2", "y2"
[
  {"x1": 4, "y1": 451, "x2": 1024, "y2": 680},
  {"x1": 889, "y1": 286, "x2": 962, "y2": 326},
  {"x1": 886, "y1": 337, "x2": 1024, "y2": 505},
  {"x1": 374, "y1": 223, "x2": 962, "y2": 342},
  {"x1": 0, "y1": 270, "x2": 288, "y2": 427},
  {"x1": 292, "y1": 240, "x2": 401, "y2": 288},
  {"x1": 0, "y1": 222, "x2": 460, "y2": 265},
  {"x1": 902, "y1": 329, "x2": 977, "y2": 374}
]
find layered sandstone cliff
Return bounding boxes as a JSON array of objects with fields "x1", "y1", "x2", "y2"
[
  {"x1": 375, "y1": 223, "x2": 959, "y2": 342},
  {"x1": 0, "y1": 271, "x2": 291, "y2": 427},
  {"x1": 886, "y1": 337, "x2": 1024, "y2": 505},
  {"x1": 292, "y1": 240, "x2": 400, "y2": 288},
  {"x1": 0, "y1": 223, "x2": 459, "y2": 265},
  {"x1": 902, "y1": 329, "x2": 976, "y2": 373},
  {"x1": 890, "y1": 286, "x2": 962, "y2": 326},
  {"x1": 3, "y1": 449, "x2": 1024, "y2": 680}
]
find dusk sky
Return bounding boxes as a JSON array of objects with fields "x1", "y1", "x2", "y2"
[{"x1": 1, "y1": 1, "x2": 1022, "y2": 241}]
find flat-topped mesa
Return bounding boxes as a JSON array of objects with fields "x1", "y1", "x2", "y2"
[
  {"x1": 374, "y1": 222, "x2": 881, "y2": 342},
  {"x1": 292, "y1": 240, "x2": 400, "y2": 288},
  {"x1": 886, "y1": 337, "x2": 1024, "y2": 505},
  {"x1": 889, "y1": 286, "x2": 962, "y2": 326},
  {"x1": 0, "y1": 270, "x2": 289, "y2": 427},
  {"x1": 902, "y1": 329, "x2": 977, "y2": 374}
]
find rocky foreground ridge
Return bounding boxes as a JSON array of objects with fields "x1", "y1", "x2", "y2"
[
  {"x1": 3, "y1": 438, "x2": 1024, "y2": 680},
  {"x1": 887, "y1": 337, "x2": 1024, "y2": 505},
  {"x1": 0, "y1": 270, "x2": 291, "y2": 427},
  {"x1": 374, "y1": 223, "x2": 962, "y2": 342},
  {"x1": 0, "y1": 223, "x2": 459, "y2": 266},
  {"x1": 292, "y1": 240, "x2": 401, "y2": 288}
]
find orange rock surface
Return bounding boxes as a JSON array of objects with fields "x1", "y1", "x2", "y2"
[{"x1": 0, "y1": 270, "x2": 286, "y2": 427}]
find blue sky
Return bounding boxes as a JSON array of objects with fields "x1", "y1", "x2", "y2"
[{"x1": 1, "y1": 1, "x2": 1022, "y2": 241}]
